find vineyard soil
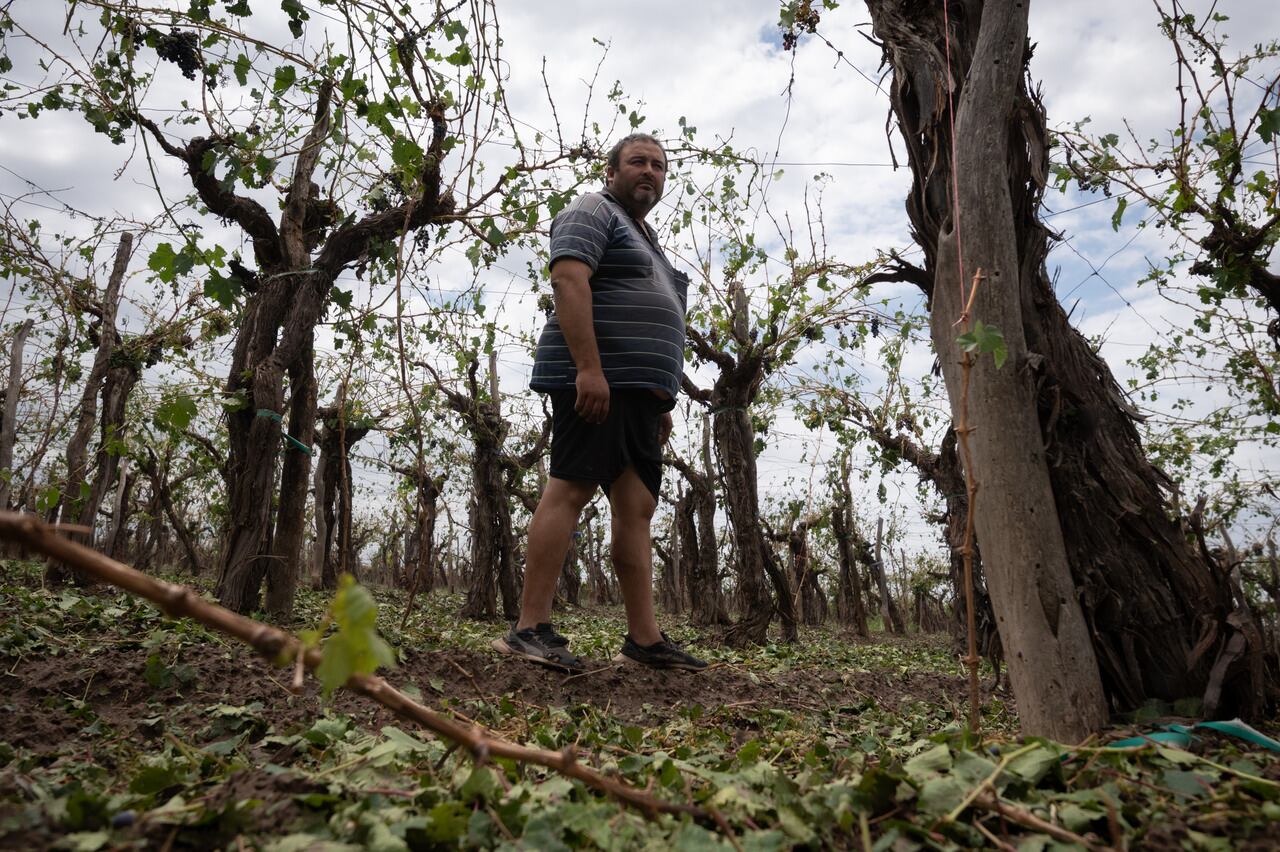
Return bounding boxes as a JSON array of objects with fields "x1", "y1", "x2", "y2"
[{"x1": 2, "y1": 563, "x2": 1278, "y2": 850}]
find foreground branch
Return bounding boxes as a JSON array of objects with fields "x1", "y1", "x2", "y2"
[{"x1": 0, "y1": 512, "x2": 705, "y2": 821}]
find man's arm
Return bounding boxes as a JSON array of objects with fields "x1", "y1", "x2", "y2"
[{"x1": 550, "y1": 258, "x2": 609, "y2": 423}]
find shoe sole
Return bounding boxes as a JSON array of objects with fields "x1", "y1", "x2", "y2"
[
  {"x1": 612, "y1": 652, "x2": 707, "y2": 672},
  {"x1": 492, "y1": 638, "x2": 584, "y2": 674}
]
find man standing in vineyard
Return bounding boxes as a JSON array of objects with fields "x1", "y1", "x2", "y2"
[{"x1": 492, "y1": 133, "x2": 707, "y2": 673}]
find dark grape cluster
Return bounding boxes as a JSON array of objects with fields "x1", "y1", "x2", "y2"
[
  {"x1": 154, "y1": 28, "x2": 202, "y2": 80},
  {"x1": 780, "y1": 1, "x2": 823, "y2": 52}
]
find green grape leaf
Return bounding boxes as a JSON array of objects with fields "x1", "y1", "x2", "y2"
[
  {"x1": 272, "y1": 64, "x2": 297, "y2": 93},
  {"x1": 956, "y1": 320, "x2": 1009, "y2": 369},
  {"x1": 391, "y1": 134, "x2": 424, "y2": 181},
  {"x1": 1258, "y1": 107, "x2": 1280, "y2": 145},
  {"x1": 148, "y1": 243, "x2": 178, "y2": 282},
  {"x1": 315, "y1": 575, "x2": 396, "y2": 697},
  {"x1": 233, "y1": 53, "x2": 250, "y2": 86},
  {"x1": 1111, "y1": 195, "x2": 1127, "y2": 231},
  {"x1": 154, "y1": 395, "x2": 197, "y2": 432},
  {"x1": 204, "y1": 269, "x2": 242, "y2": 308}
]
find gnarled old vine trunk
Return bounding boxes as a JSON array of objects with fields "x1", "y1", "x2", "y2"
[
  {"x1": 687, "y1": 282, "x2": 798, "y2": 646},
  {"x1": 665, "y1": 417, "x2": 730, "y2": 626},
  {"x1": 133, "y1": 80, "x2": 454, "y2": 615},
  {"x1": 783, "y1": 514, "x2": 828, "y2": 626},
  {"x1": 432, "y1": 354, "x2": 548, "y2": 621},
  {"x1": 865, "y1": 0, "x2": 1261, "y2": 735},
  {"x1": 311, "y1": 404, "x2": 373, "y2": 592},
  {"x1": 49, "y1": 234, "x2": 132, "y2": 585},
  {"x1": 714, "y1": 403, "x2": 797, "y2": 645},
  {"x1": 831, "y1": 456, "x2": 869, "y2": 636},
  {"x1": 264, "y1": 350, "x2": 317, "y2": 618},
  {"x1": 462, "y1": 421, "x2": 521, "y2": 620}
]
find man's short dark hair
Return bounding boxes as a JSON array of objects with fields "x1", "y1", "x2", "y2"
[{"x1": 607, "y1": 133, "x2": 666, "y2": 170}]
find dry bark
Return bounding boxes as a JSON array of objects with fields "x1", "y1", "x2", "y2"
[
  {"x1": 665, "y1": 443, "x2": 730, "y2": 626},
  {"x1": 312, "y1": 404, "x2": 374, "y2": 592},
  {"x1": 558, "y1": 522, "x2": 584, "y2": 607},
  {"x1": 134, "y1": 81, "x2": 457, "y2": 614},
  {"x1": 0, "y1": 319, "x2": 33, "y2": 511},
  {"x1": 56, "y1": 234, "x2": 131, "y2": 535},
  {"x1": 869, "y1": 517, "x2": 906, "y2": 635},
  {"x1": 103, "y1": 459, "x2": 132, "y2": 560},
  {"x1": 831, "y1": 456, "x2": 869, "y2": 636},
  {"x1": 138, "y1": 449, "x2": 204, "y2": 575},
  {"x1": 266, "y1": 350, "x2": 319, "y2": 618},
  {"x1": 428, "y1": 356, "x2": 548, "y2": 621},
  {"x1": 46, "y1": 234, "x2": 133, "y2": 585},
  {"x1": 392, "y1": 464, "x2": 444, "y2": 597},
  {"x1": 784, "y1": 514, "x2": 828, "y2": 626},
  {"x1": 685, "y1": 280, "x2": 798, "y2": 645},
  {"x1": 866, "y1": 0, "x2": 1107, "y2": 739},
  {"x1": 864, "y1": 0, "x2": 1260, "y2": 731}
]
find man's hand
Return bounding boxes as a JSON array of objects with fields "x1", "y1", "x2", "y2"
[
  {"x1": 575, "y1": 368, "x2": 610, "y2": 423},
  {"x1": 659, "y1": 411, "x2": 673, "y2": 444}
]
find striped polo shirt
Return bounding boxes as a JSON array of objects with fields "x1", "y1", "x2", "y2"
[{"x1": 530, "y1": 189, "x2": 690, "y2": 400}]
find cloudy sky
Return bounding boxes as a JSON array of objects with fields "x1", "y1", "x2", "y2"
[{"x1": 1, "y1": 0, "x2": 1277, "y2": 552}]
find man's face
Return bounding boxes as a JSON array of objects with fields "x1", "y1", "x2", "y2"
[{"x1": 606, "y1": 140, "x2": 667, "y2": 217}]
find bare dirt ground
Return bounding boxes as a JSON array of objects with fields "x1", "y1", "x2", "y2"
[{"x1": 1, "y1": 639, "x2": 976, "y2": 760}]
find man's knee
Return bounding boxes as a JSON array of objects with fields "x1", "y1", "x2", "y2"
[
  {"x1": 609, "y1": 470, "x2": 657, "y2": 521},
  {"x1": 609, "y1": 544, "x2": 646, "y2": 577},
  {"x1": 541, "y1": 476, "x2": 597, "y2": 513}
]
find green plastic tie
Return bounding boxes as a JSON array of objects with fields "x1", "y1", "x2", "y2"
[
  {"x1": 1105, "y1": 718, "x2": 1280, "y2": 753},
  {"x1": 255, "y1": 408, "x2": 315, "y2": 456},
  {"x1": 1195, "y1": 719, "x2": 1280, "y2": 753},
  {"x1": 1106, "y1": 730, "x2": 1195, "y2": 750}
]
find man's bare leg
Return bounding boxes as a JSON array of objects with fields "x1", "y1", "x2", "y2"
[
  {"x1": 515, "y1": 476, "x2": 596, "y2": 630},
  {"x1": 607, "y1": 466, "x2": 663, "y2": 646}
]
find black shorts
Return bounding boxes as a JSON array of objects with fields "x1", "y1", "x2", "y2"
[{"x1": 548, "y1": 389, "x2": 666, "y2": 500}]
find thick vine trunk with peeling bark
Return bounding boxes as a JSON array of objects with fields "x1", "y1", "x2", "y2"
[
  {"x1": 866, "y1": 0, "x2": 1262, "y2": 733},
  {"x1": 868, "y1": 0, "x2": 1107, "y2": 739},
  {"x1": 668, "y1": 493, "x2": 695, "y2": 613},
  {"x1": 137, "y1": 80, "x2": 459, "y2": 615},
  {"x1": 558, "y1": 527, "x2": 582, "y2": 606},
  {"x1": 0, "y1": 319, "x2": 33, "y2": 512},
  {"x1": 831, "y1": 459, "x2": 869, "y2": 636},
  {"x1": 394, "y1": 465, "x2": 442, "y2": 596},
  {"x1": 785, "y1": 517, "x2": 827, "y2": 626},
  {"x1": 869, "y1": 517, "x2": 905, "y2": 635},
  {"x1": 312, "y1": 407, "x2": 373, "y2": 592},
  {"x1": 714, "y1": 404, "x2": 796, "y2": 645},
  {"x1": 266, "y1": 351, "x2": 318, "y2": 618},
  {"x1": 436, "y1": 357, "x2": 545, "y2": 621},
  {"x1": 103, "y1": 460, "x2": 133, "y2": 560},
  {"x1": 49, "y1": 234, "x2": 131, "y2": 573},
  {"x1": 48, "y1": 236, "x2": 141, "y2": 585},
  {"x1": 78, "y1": 360, "x2": 140, "y2": 533},
  {"x1": 665, "y1": 426, "x2": 729, "y2": 626},
  {"x1": 694, "y1": 418, "x2": 729, "y2": 625},
  {"x1": 139, "y1": 450, "x2": 204, "y2": 575},
  {"x1": 461, "y1": 435, "x2": 521, "y2": 620},
  {"x1": 687, "y1": 282, "x2": 797, "y2": 646}
]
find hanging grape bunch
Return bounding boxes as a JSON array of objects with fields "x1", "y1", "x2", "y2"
[{"x1": 153, "y1": 28, "x2": 203, "y2": 81}]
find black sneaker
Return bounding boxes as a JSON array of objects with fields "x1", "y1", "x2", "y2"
[
  {"x1": 532, "y1": 622, "x2": 570, "y2": 648},
  {"x1": 614, "y1": 632, "x2": 708, "y2": 671},
  {"x1": 492, "y1": 624, "x2": 584, "y2": 673}
]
